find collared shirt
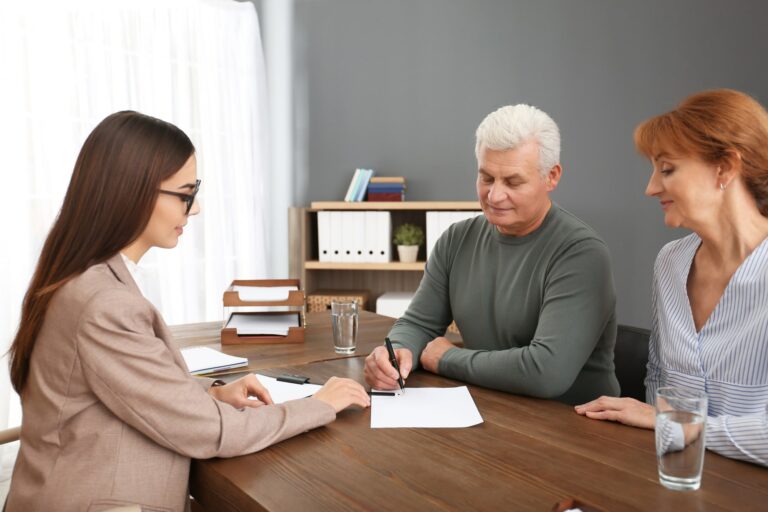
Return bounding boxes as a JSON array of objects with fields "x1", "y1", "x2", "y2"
[
  {"x1": 646, "y1": 233, "x2": 768, "y2": 466},
  {"x1": 120, "y1": 253, "x2": 147, "y2": 298}
]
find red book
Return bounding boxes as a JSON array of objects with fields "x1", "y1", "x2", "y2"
[{"x1": 367, "y1": 192, "x2": 404, "y2": 202}]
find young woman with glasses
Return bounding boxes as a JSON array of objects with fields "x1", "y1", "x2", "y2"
[{"x1": 6, "y1": 111, "x2": 370, "y2": 511}]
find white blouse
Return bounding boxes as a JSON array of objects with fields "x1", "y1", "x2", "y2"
[
  {"x1": 646, "y1": 233, "x2": 768, "y2": 466},
  {"x1": 120, "y1": 253, "x2": 147, "y2": 298}
]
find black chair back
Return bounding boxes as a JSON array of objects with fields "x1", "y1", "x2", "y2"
[{"x1": 614, "y1": 324, "x2": 650, "y2": 402}]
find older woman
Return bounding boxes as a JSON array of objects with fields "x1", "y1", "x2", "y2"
[{"x1": 575, "y1": 89, "x2": 768, "y2": 467}]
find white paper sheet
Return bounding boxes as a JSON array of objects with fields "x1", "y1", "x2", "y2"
[
  {"x1": 233, "y1": 285, "x2": 298, "y2": 302},
  {"x1": 371, "y1": 386, "x2": 483, "y2": 428},
  {"x1": 225, "y1": 313, "x2": 299, "y2": 336},
  {"x1": 248, "y1": 375, "x2": 322, "y2": 404},
  {"x1": 180, "y1": 346, "x2": 248, "y2": 375}
]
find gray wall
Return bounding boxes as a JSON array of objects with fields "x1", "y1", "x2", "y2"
[{"x1": 294, "y1": 0, "x2": 768, "y2": 327}]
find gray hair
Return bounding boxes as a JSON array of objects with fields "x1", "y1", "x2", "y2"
[{"x1": 474, "y1": 104, "x2": 561, "y2": 176}]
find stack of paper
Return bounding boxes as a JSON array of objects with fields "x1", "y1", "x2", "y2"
[
  {"x1": 232, "y1": 285, "x2": 298, "y2": 302},
  {"x1": 225, "y1": 313, "x2": 299, "y2": 336},
  {"x1": 180, "y1": 346, "x2": 248, "y2": 375}
]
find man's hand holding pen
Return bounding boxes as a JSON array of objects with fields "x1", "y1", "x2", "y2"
[{"x1": 364, "y1": 343, "x2": 412, "y2": 390}]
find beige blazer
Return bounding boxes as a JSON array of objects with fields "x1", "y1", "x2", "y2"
[{"x1": 6, "y1": 254, "x2": 335, "y2": 512}]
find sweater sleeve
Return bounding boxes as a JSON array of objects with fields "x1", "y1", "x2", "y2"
[
  {"x1": 386, "y1": 227, "x2": 456, "y2": 364},
  {"x1": 77, "y1": 289, "x2": 336, "y2": 459},
  {"x1": 438, "y1": 238, "x2": 616, "y2": 399}
]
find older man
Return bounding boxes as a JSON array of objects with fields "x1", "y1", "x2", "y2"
[{"x1": 364, "y1": 104, "x2": 619, "y2": 405}]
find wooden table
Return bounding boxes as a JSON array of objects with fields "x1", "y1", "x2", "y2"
[
  {"x1": 173, "y1": 314, "x2": 768, "y2": 512},
  {"x1": 172, "y1": 311, "x2": 394, "y2": 373}
]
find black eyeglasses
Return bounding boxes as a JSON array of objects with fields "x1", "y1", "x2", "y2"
[{"x1": 158, "y1": 179, "x2": 201, "y2": 215}]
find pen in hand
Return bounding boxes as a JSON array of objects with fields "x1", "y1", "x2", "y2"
[{"x1": 384, "y1": 337, "x2": 406, "y2": 393}]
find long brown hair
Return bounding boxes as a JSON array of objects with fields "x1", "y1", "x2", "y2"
[
  {"x1": 634, "y1": 89, "x2": 768, "y2": 215},
  {"x1": 9, "y1": 111, "x2": 195, "y2": 394}
]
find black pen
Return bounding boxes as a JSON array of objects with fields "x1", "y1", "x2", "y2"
[{"x1": 384, "y1": 337, "x2": 406, "y2": 392}]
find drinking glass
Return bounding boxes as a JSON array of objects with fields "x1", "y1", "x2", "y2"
[
  {"x1": 330, "y1": 300, "x2": 358, "y2": 354},
  {"x1": 655, "y1": 386, "x2": 707, "y2": 491}
]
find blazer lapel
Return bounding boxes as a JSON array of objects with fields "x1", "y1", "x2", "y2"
[
  {"x1": 105, "y1": 253, "x2": 143, "y2": 296},
  {"x1": 105, "y1": 253, "x2": 191, "y2": 374}
]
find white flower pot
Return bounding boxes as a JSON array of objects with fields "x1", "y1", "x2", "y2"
[{"x1": 397, "y1": 245, "x2": 419, "y2": 263}]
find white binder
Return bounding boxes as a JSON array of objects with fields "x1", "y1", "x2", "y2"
[
  {"x1": 341, "y1": 212, "x2": 356, "y2": 262},
  {"x1": 329, "y1": 211, "x2": 343, "y2": 261},
  {"x1": 426, "y1": 211, "x2": 439, "y2": 260},
  {"x1": 318, "y1": 211, "x2": 332, "y2": 262},
  {"x1": 375, "y1": 212, "x2": 392, "y2": 263},
  {"x1": 351, "y1": 211, "x2": 366, "y2": 262},
  {"x1": 364, "y1": 211, "x2": 379, "y2": 262}
]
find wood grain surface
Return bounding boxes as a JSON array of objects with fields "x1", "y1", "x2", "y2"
[
  {"x1": 170, "y1": 311, "x2": 394, "y2": 374},
  {"x1": 180, "y1": 316, "x2": 768, "y2": 512}
]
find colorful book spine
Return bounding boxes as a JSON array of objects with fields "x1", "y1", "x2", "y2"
[
  {"x1": 368, "y1": 191, "x2": 404, "y2": 202},
  {"x1": 344, "y1": 168, "x2": 376, "y2": 202},
  {"x1": 355, "y1": 169, "x2": 374, "y2": 201},
  {"x1": 367, "y1": 184, "x2": 405, "y2": 193},
  {"x1": 370, "y1": 176, "x2": 406, "y2": 184},
  {"x1": 343, "y1": 169, "x2": 361, "y2": 202}
]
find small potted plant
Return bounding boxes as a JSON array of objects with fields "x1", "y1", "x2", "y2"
[{"x1": 393, "y1": 223, "x2": 424, "y2": 263}]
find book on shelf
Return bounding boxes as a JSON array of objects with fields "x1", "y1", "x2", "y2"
[
  {"x1": 343, "y1": 169, "x2": 361, "y2": 202},
  {"x1": 367, "y1": 184, "x2": 406, "y2": 193},
  {"x1": 370, "y1": 176, "x2": 406, "y2": 184},
  {"x1": 365, "y1": 176, "x2": 406, "y2": 201},
  {"x1": 368, "y1": 191, "x2": 405, "y2": 201},
  {"x1": 344, "y1": 168, "x2": 375, "y2": 202},
  {"x1": 355, "y1": 169, "x2": 374, "y2": 201}
]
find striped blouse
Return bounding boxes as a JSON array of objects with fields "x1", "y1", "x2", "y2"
[{"x1": 646, "y1": 233, "x2": 768, "y2": 467}]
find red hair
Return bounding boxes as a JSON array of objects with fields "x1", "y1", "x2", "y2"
[{"x1": 635, "y1": 89, "x2": 768, "y2": 215}]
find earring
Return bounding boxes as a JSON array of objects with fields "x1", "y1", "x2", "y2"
[{"x1": 720, "y1": 183, "x2": 726, "y2": 192}]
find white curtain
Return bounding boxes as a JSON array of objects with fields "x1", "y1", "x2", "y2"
[{"x1": 0, "y1": 0, "x2": 271, "y2": 482}]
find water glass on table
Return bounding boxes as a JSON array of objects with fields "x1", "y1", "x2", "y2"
[
  {"x1": 655, "y1": 386, "x2": 707, "y2": 491},
  {"x1": 331, "y1": 300, "x2": 358, "y2": 354}
]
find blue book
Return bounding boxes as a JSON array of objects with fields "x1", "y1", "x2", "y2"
[{"x1": 367, "y1": 183, "x2": 405, "y2": 192}]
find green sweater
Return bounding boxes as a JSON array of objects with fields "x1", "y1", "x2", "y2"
[{"x1": 389, "y1": 203, "x2": 619, "y2": 405}]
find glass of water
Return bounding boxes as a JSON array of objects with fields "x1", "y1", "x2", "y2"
[
  {"x1": 330, "y1": 300, "x2": 358, "y2": 354},
  {"x1": 655, "y1": 386, "x2": 707, "y2": 491}
]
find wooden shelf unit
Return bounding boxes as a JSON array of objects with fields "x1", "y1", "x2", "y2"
[
  {"x1": 289, "y1": 201, "x2": 481, "y2": 310},
  {"x1": 304, "y1": 261, "x2": 425, "y2": 271}
]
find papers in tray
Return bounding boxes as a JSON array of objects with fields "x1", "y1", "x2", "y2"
[
  {"x1": 249, "y1": 375, "x2": 322, "y2": 404},
  {"x1": 232, "y1": 285, "x2": 298, "y2": 302},
  {"x1": 181, "y1": 346, "x2": 248, "y2": 375},
  {"x1": 225, "y1": 313, "x2": 299, "y2": 336},
  {"x1": 370, "y1": 386, "x2": 483, "y2": 428}
]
